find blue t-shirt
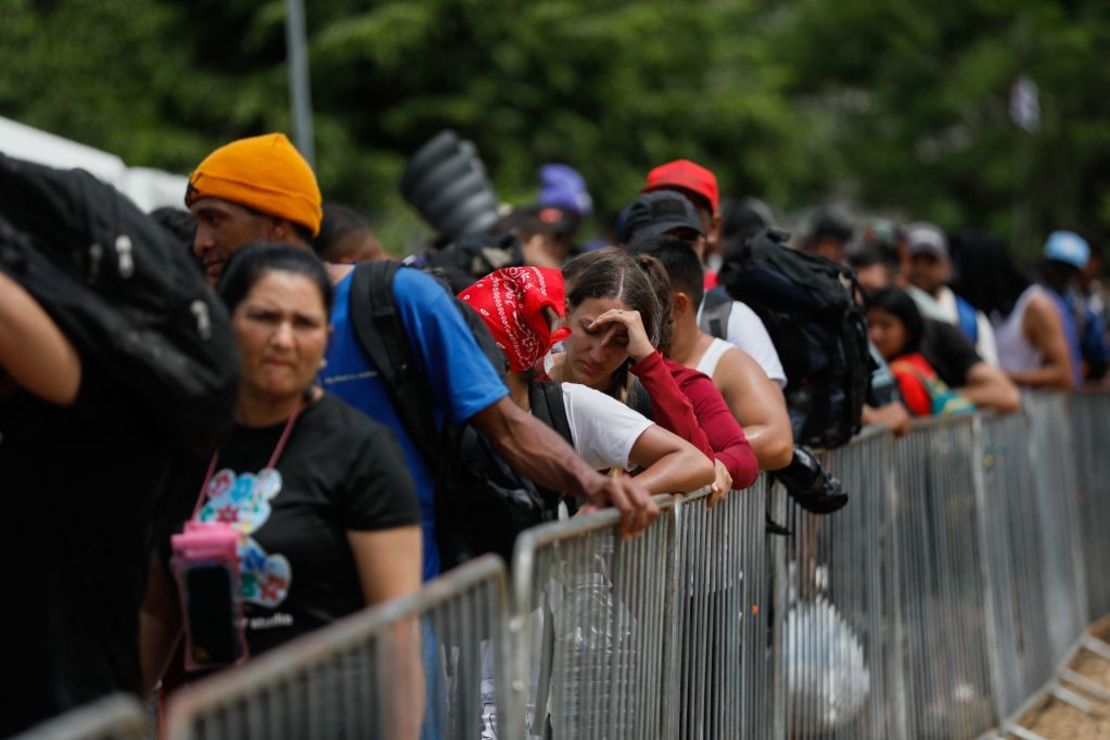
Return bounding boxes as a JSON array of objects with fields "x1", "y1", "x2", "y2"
[{"x1": 320, "y1": 268, "x2": 508, "y2": 580}]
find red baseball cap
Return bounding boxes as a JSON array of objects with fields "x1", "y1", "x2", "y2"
[{"x1": 641, "y1": 159, "x2": 719, "y2": 214}]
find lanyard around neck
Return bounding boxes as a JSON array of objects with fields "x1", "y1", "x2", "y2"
[{"x1": 192, "y1": 401, "x2": 306, "y2": 519}]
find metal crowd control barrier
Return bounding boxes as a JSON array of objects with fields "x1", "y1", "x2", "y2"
[
  {"x1": 69, "y1": 390, "x2": 1103, "y2": 740},
  {"x1": 669, "y1": 477, "x2": 772, "y2": 739},
  {"x1": 976, "y1": 409, "x2": 1055, "y2": 721},
  {"x1": 1071, "y1": 391, "x2": 1110, "y2": 623},
  {"x1": 778, "y1": 426, "x2": 902, "y2": 738},
  {"x1": 1024, "y1": 392, "x2": 1089, "y2": 669},
  {"x1": 510, "y1": 494, "x2": 677, "y2": 739},
  {"x1": 13, "y1": 694, "x2": 146, "y2": 740},
  {"x1": 164, "y1": 555, "x2": 514, "y2": 740},
  {"x1": 893, "y1": 415, "x2": 996, "y2": 738}
]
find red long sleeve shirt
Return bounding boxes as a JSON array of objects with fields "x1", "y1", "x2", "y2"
[{"x1": 630, "y1": 351, "x2": 759, "y2": 489}]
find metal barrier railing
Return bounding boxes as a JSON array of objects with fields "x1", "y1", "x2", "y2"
[
  {"x1": 976, "y1": 409, "x2": 1055, "y2": 721},
  {"x1": 669, "y1": 477, "x2": 770, "y2": 739},
  {"x1": 34, "y1": 390, "x2": 1110, "y2": 740},
  {"x1": 13, "y1": 694, "x2": 146, "y2": 740},
  {"x1": 893, "y1": 415, "x2": 996, "y2": 738},
  {"x1": 778, "y1": 426, "x2": 902, "y2": 738},
  {"x1": 1071, "y1": 392, "x2": 1110, "y2": 623},
  {"x1": 510, "y1": 494, "x2": 677, "y2": 739},
  {"x1": 1024, "y1": 392, "x2": 1089, "y2": 669},
  {"x1": 164, "y1": 555, "x2": 513, "y2": 740}
]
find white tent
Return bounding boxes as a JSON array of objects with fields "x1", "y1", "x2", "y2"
[{"x1": 0, "y1": 116, "x2": 188, "y2": 212}]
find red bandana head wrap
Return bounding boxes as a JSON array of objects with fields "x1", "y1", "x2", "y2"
[{"x1": 458, "y1": 267, "x2": 572, "y2": 372}]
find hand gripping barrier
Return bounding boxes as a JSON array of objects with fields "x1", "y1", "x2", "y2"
[
  {"x1": 164, "y1": 555, "x2": 514, "y2": 740},
  {"x1": 509, "y1": 495, "x2": 678, "y2": 740}
]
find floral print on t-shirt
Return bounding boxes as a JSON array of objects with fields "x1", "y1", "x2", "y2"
[{"x1": 196, "y1": 468, "x2": 292, "y2": 608}]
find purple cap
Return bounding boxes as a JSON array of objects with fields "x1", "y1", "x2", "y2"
[{"x1": 538, "y1": 164, "x2": 593, "y2": 217}]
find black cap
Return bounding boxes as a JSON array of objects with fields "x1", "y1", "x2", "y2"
[{"x1": 616, "y1": 191, "x2": 705, "y2": 244}]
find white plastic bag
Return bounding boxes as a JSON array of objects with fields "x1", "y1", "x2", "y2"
[{"x1": 785, "y1": 597, "x2": 871, "y2": 733}]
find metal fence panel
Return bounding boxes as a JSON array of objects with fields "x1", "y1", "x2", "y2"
[
  {"x1": 1024, "y1": 392, "x2": 1088, "y2": 669},
  {"x1": 669, "y1": 477, "x2": 770, "y2": 739},
  {"x1": 510, "y1": 496, "x2": 676, "y2": 740},
  {"x1": 164, "y1": 555, "x2": 514, "y2": 740},
  {"x1": 893, "y1": 415, "x2": 996, "y2": 739},
  {"x1": 136, "y1": 392, "x2": 1110, "y2": 738},
  {"x1": 976, "y1": 410, "x2": 1054, "y2": 720},
  {"x1": 1071, "y1": 391, "x2": 1110, "y2": 622},
  {"x1": 778, "y1": 427, "x2": 903, "y2": 739},
  {"x1": 13, "y1": 695, "x2": 146, "y2": 740}
]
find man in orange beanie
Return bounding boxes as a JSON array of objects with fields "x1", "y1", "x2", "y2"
[{"x1": 185, "y1": 133, "x2": 323, "y2": 284}]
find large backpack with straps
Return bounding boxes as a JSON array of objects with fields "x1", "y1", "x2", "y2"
[
  {"x1": 714, "y1": 228, "x2": 873, "y2": 449},
  {"x1": 0, "y1": 155, "x2": 238, "y2": 462},
  {"x1": 446, "y1": 380, "x2": 573, "y2": 569},
  {"x1": 347, "y1": 260, "x2": 572, "y2": 568},
  {"x1": 348, "y1": 260, "x2": 508, "y2": 463}
]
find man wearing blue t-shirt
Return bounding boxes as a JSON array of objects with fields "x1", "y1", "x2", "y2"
[
  {"x1": 321, "y1": 263, "x2": 658, "y2": 579},
  {"x1": 184, "y1": 136, "x2": 659, "y2": 582}
]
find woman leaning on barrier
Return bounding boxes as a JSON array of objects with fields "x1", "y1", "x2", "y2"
[
  {"x1": 455, "y1": 266, "x2": 714, "y2": 518},
  {"x1": 141, "y1": 245, "x2": 423, "y2": 691},
  {"x1": 542, "y1": 248, "x2": 759, "y2": 498}
]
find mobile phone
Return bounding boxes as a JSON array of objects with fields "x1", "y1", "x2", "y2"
[{"x1": 183, "y1": 563, "x2": 243, "y2": 666}]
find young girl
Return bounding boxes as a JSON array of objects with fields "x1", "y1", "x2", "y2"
[{"x1": 868, "y1": 287, "x2": 974, "y2": 417}]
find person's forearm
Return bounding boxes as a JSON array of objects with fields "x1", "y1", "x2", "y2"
[
  {"x1": 862, "y1": 402, "x2": 911, "y2": 436},
  {"x1": 631, "y1": 351, "x2": 712, "y2": 457},
  {"x1": 717, "y1": 446, "x2": 759, "y2": 490},
  {"x1": 741, "y1": 423, "x2": 794, "y2": 471},
  {"x1": 139, "y1": 558, "x2": 182, "y2": 698},
  {"x1": 632, "y1": 449, "x2": 715, "y2": 494},
  {"x1": 0, "y1": 271, "x2": 81, "y2": 404},
  {"x1": 472, "y1": 397, "x2": 601, "y2": 503},
  {"x1": 1006, "y1": 366, "x2": 1073, "y2": 390},
  {"x1": 958, "y1": 374, "x2": 1021, "y2": 412}
]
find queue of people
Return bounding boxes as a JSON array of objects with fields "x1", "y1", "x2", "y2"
[{"x1": 2, "y1": 129, "x2": 1102, "y2": 735}]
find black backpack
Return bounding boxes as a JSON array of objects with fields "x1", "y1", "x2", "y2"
[
  {"x1": 713, "y1": 228, "x2": 873, "y2": 449},
  {"x1": 0, "y1": 155, "x2": 238, "y2": 461},
  {"x1": 446, "y1": 380, "x2": 573, "y2": 569},
  {"x1": 347, "y1": 260, "x2": 572, "y2": 568}
]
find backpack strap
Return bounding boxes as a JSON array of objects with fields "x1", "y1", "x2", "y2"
[
  {"x1": 699, "y1": 286, "x2": 733, "y2": 340},
  {"x1": 349, "y1": 261, "x2": 440, "y2": 465},
  {"x1": 529, "y1": 380, "x2": 573, "y2": 446},
  {"x1": 529, "y1": 381, "x2": 574, "y2": 511},
  {"x1": 954, "y1": 294, "x2": 979, "y2": 345}
]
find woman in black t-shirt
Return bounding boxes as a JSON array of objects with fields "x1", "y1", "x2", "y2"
[{"x1": 141, "y1": 245, "x2": 422, "y2": 686}]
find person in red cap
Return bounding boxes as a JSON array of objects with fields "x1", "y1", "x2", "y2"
[
  {"x1": 642, "y1": 159, "x2": 723, "y2": 260},
  {"x1": 638, "y1": 159, "x2": 787, "y2": 389}
]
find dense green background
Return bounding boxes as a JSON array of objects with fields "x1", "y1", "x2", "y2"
[{"x1": 1, "y1": 0, "x2": 1107, "y2": 256}]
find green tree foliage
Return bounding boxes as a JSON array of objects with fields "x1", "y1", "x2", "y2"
[{"x1": 0, "y1": 0, "x2": 1106, "y2": 255}]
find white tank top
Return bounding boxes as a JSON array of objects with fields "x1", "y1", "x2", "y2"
[
  {"x1": 994, "y1": 285, "x2": 1043, "y2": 374},
  {"x1": 696, "y1": 338, "x2": 732, "y2": 378}
]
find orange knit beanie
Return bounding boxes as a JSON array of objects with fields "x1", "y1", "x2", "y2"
[{"x1": 185, "y1": 133, "x2": 323, "y2": 236}]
